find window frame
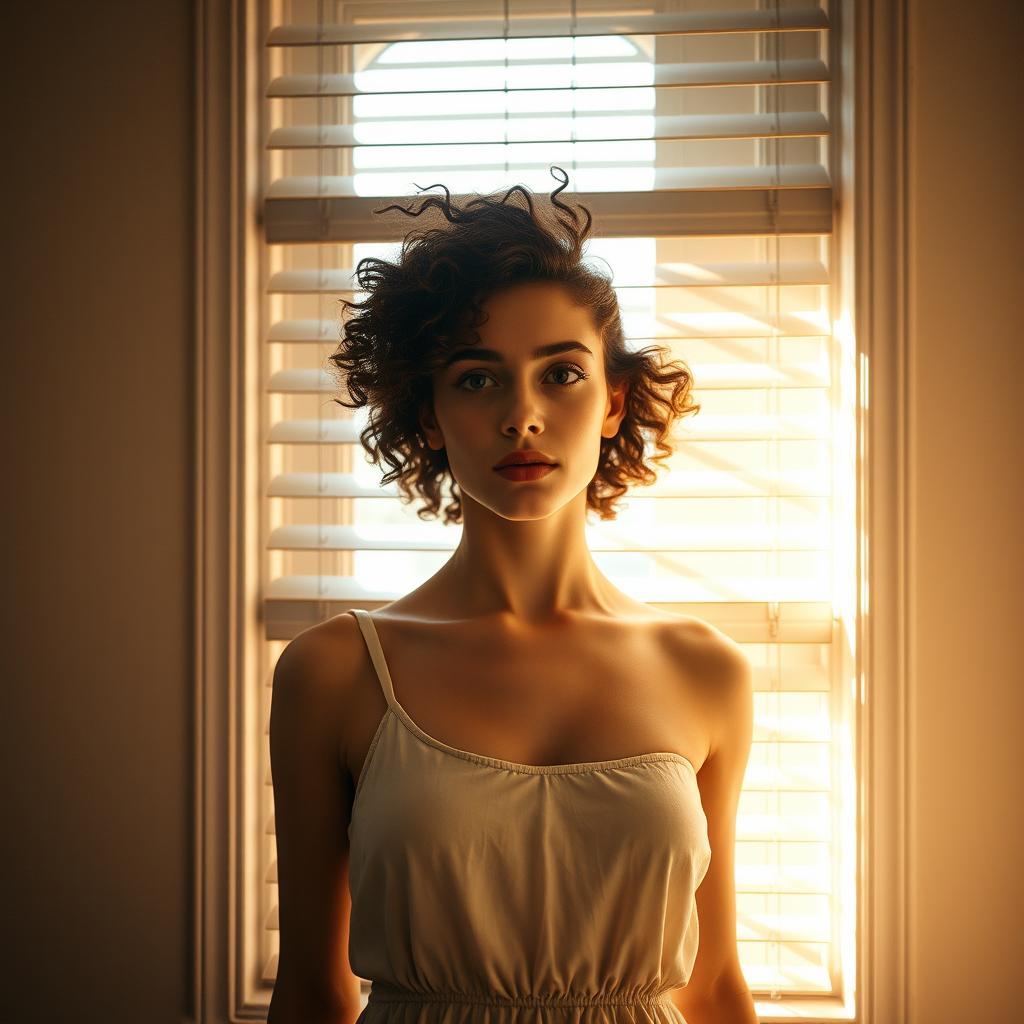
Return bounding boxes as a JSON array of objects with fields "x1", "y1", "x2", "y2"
[{"x1": 190, "y1": 0, "x2": 910, "y2": 1020}]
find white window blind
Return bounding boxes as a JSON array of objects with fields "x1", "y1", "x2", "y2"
[{"x1": 249, "y1": 0, "x2": 856, "y2": 1016}]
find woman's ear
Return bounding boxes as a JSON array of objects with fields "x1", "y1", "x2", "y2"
[
  {"x1": 419, "y1": 402, "x2": 445, "y2": 451},
  {"x1": 601, "y1": 381, "x2": 628, "y2": 440}
]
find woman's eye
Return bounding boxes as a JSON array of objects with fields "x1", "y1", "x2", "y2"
[
  {"x1": 456, "y1": 364, "x2": 589, "y2": 391},
  {"x1": 547, "y1": 364, "x2": 589, "y2": 387},
  {"x1": 457, "y1": 372, "x2": 495, "y2": 391}
]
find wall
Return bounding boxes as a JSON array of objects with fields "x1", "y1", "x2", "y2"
[
  {"x1": 2, "y1": 0, "x2": 1020, "y2": 1021},
  {"x1": 906, "y1": 1, "x2": 1022, "y2": 1021},
  {"x1": 2, "y1": 1, "x2": 193, "y2": 1021}
]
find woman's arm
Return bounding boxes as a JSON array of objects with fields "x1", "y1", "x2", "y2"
[
  {"x1": 671, "y1": 628, "x2": 758, "y2": 1024},
  {"x1": 267, "y1": 628, "x2": 364, "y2": 1024}
]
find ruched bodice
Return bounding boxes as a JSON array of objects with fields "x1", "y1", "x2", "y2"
[{"x1": 345, "y1": 608, "x2": 712, "y2": 1023}]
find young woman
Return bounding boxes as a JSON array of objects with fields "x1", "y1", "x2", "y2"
[{"x1": 268, "y1": 168, "x2": 757, "y2": 1024}]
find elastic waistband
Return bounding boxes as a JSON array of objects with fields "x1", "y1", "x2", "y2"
[{"x1": 367, "y1": 980, "x2": 672, "y2": 1008}]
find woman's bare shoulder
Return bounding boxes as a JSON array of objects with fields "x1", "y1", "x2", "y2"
[
  {"x1": 658, "y1": 608, "x2": 749, "y2": 667},
  {"x1": 272, "y1": 612, "x2": 369, "y2": 712},
  {"x1": 654, "y1": 607, "x2": 743, "y2": 650},
  {"x1": 654, "y1": 610, "x2": 752, "y2": 726}
]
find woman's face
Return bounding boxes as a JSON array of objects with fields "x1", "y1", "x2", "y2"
[{"x1": 419, "y1": 281, "x2": 627, "y2": 521}]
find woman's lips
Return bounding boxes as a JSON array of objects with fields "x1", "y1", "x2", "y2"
[{"x1": 494, "y1": 463, "x2": 557, "y2": 482}]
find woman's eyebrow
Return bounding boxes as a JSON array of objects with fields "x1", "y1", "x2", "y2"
[{"x1": 442, "y1": 340, "x2": 593, "y2": 368}]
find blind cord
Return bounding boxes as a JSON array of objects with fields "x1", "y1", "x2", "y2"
[
  {"x1": 316, "y1": 0, "x2": 327, "y2": 604},
  {"x1": 768, "y1": 0, "x2": 784, "y2": 998}
]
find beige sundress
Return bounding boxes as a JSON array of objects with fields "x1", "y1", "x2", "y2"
[{"x1": 345, "y1": 608, "x2": 712, "y2": 1024}]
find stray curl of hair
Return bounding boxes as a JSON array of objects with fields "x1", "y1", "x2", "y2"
[{"x1": 328, "y1": 165, "x2": 700, "y2": 524}]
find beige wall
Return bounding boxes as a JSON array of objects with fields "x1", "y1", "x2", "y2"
[
  {"x1": 906, "y1": 1, "x2": 1023, "y2": 1021},
  {"x1": 3, "y1": 1, "x2": 194, "y2": 1021},
  {"x1": 2, "y1": 1, "x2": 1019, "y2": 1021}
]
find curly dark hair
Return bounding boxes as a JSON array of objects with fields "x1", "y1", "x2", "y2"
[{"x1": 327, "y1": 165, "x2": 699, "y2": 524}]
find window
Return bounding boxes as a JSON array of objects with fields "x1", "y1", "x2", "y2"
[{"x1": 241, "y1": 0, "x2": 857, "y2": 1018}]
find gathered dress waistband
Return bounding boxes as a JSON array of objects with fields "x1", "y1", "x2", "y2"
[{"x1": 367, "y1": 980, "x2": 675, "y2": 1009}]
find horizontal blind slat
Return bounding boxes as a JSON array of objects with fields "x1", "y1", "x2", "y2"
[
  {"x1": 267, "y1": 164, "x2": 829, "y2": 200},
  {"x1": 264, "y1": 187, "x2": 832, "y2": 242},
  {"x1": 267, "y1": 58, "x2": 829, "y2": 97},
  {"x1": 265, "y1": 259, "x2": 830, "y2": 294},
  {"x1": 265, "y1": 8, "x2": 830, "y2": 48},
  {"x1": 267, "y1": 111, "x2": 828, "y2": 150}
]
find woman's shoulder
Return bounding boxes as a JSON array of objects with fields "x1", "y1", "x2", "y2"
[
  {"x1": 274, "y1": 611, "x2": 369, "y2": 708},
  {"x1": 660, "y1": 609, "x2": 749, "y2": 667},
  {"x1": 653, "y1": 605, "x2": 743, "y2": 651},
  {"x1": 653, "y1": 609, "x2": 753, "y2": 722}
]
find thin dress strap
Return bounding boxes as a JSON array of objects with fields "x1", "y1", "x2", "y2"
[{"x1": 348, "y1": 608, "x2": 398, "y2": 711}]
